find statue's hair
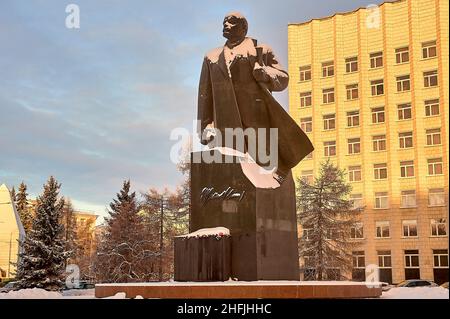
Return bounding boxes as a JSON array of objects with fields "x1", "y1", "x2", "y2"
[{"x1": 225, "y1": 11, "x2": 248, "y2": 35}]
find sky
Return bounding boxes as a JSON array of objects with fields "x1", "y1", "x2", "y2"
[{"x1": 0, "y1": 0, "x2": 387, "y2": 221}]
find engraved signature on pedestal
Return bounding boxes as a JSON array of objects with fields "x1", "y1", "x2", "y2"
[{"x1": 200, "y1": 187, "x2": 246, "y2": 206}]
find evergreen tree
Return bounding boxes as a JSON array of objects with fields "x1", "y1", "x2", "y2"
[
  {"x1": 15, "y1": 176, "x2": 69, "y2": 290},
  {"x1": 93, "y1": 180, "x2": 156, "y2": 283},
  {"x1": 297, "y1": 160, "x2": 362, "y2": 281},
  {"x1": 16, "y1": 182, "x2": 33, "y2": 234}
]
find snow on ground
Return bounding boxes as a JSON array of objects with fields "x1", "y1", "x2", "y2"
[
  {"x1": 0, "y1": 288, "x2": 95, "y2": 299},
  {"x1": 381, "y1": 287, "x2": 449, "y2": 299}
]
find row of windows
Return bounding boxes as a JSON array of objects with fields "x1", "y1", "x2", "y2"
[
  {"x1": 298, "y1": 40, "x2": 438, "y2": 81},
  {"x1": 316, "y1": 134, "x2": 442, "y2": 157},
  {"x1": 302, "y1": 120, "x2": 441, "y2": 150},
  {"x1": 349, "y1": 188, "x2": 445, "y2": 210},
  {"x1": 302, "y1": 158, "x2": 444, "y2": 187},
  {"x1": 299, "y1": 70, "x2": 438, "y2": 108},
  {"x1": 350, "y1": 249, "x2": 448, "y2": 270},
  {"x1": 307, "y1": 184, "x2": 444, "y2": 210},
  {"x1": 302, "y1": 218, "x2": 447, "y2": 241},
  {"x1": 299, "y1": 99, "x2": 441, "y2": 133}
]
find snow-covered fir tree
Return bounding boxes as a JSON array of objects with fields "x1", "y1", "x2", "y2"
[
  {"x1": 297, "y1": 160, "x2": 362, "y2": 281},
  {"x1": 15, "y1": 176, "x2": 69, "y2": 290},
  {"x1": 93, "y1": 180, "x2": 156, "y2": 283},
  {"x1": 16, "y1": 181, "x2": 33, "y2": 234}
]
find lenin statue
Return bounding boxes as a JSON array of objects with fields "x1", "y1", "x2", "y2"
[{"x1": 178, "y1": 12, "x2": 315, "y2": 281}]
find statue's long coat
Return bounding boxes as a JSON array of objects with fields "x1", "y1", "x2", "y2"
[{"x1": 197, "y1": 37, "x2": 314, "y2": 172}]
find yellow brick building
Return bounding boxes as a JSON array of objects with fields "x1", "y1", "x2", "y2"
[
  {"x1": 0, "y1": 184, "x2": 25, "y2": 280},
  {"x1": 288, "y1": 0, "x2": 448, "y2": 284}
]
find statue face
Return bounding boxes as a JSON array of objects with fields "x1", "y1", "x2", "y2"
[{"x1": 222, "y1": 14, "x2": 246, "y2": 40}]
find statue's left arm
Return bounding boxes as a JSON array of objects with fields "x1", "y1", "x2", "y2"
[{"x1": 262, "y1": 46, "x2": 289, "y2": 92}]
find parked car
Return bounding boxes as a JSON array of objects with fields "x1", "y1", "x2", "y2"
[
  {"x1": 396, "y1": 279, "x2": 438, "y2": 288},
  {"x1": 440, "y1": 282, "x2": 448, "y2": 289},
  {"x1": 381, "y1": 282, "x2": 394, "y2": 291},
  {"x1": 0, "y1": 281, "x2": 18, "y2": 293}
]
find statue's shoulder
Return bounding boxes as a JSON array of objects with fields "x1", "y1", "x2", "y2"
[{"x1": 205, "y1": 47, "x2": 223, "y2": 64}]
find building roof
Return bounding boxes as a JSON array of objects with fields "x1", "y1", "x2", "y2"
[{"x1": 288, "y1": 0, "x2": 404, "y2": 26}]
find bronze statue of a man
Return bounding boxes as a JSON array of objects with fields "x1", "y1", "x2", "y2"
[{"x1": 197, "y1": 12, "x2": 313, "y2": 183}]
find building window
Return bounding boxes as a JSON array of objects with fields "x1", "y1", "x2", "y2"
[
  {"x1": 351, "y1": 224, "x2": 364, "y2": 239},
  {"x1": 422, "y1": 40, "x2": 437, "y2": 59},
  {"x1": 299, "y1": 65, "x2": 311, "y2": 82},
  {"x1": 371, "y1": 79, "x2": 384, "y2": 96},
  {"x1": 401, "y1": 190, "x2": 417, "y2": 208},
  {"x1": 301, "y1": 170, "x2": 314, "y2": 185},
  {"x1": 395, "y1": 46, "x2": 409, "y2": 64},
  {"x1": 376, "y1": 221, "x2": 390, "y2": 238},
  {"x1": 371, "y1": 106, "x2": 385, "y2": 124},
  {"x1": 397, "y1": 103, "x2": 412, "y2": 120},
  {"x1": 326, "y1": 228, "x2": 339, "y2": 240},
  {"x1": 347, "y1": 111, "x2": 360, "y2": 127},
  {"x1": 305, "y1": 151, "x2": 313, "y2": 160},
  {"x1": 427, "y1": 158, "x2": 443, "y2": 175},
  {"x1": 302, "y1": 228, "x2": 313, "y2": 241},
  {"x1": 375, "y1": 192, "x2": 389, "y2": 209},
  {"x1": 425, "y1": 99, "x2": 440, "y2": 116},
  {"x1": 322, "y1": 88, "x2": 335, "y2": 104},
  {"x1": 322, "y1": 61, "x2": 334, "y2": 77},
  {"x1": 350, "y1": 194, "x2": 363, "y2": 210},
  {"x1": 353, "y1": 251, "x2": 365, "y2": 268},
  {"x1": 323, "y1": 114, "x2": 336, "y2": 130},
  {"x1": 373, "y1": 135, "x2": 386, "y2": 152},
  {"x1": 324, "y1": 141, "x2": 336, "y2": 157},
  {"x1": 403, "y1": 220, "x2": 418, "y2": 237},
  {"x1": 346, "y1": 111, "x2": 359, "y2": 127},
  {"x1": 426, "y1": 128, "x2": 441, "y2": 146},
  {"x1": 370, "y1": 51, "x2": 383, "y2": 68},
  {"x1": 400, "y1": 160, "x2": 415, "y2": 178},
  {"x1": 345, "y1": 56, "x2": 358, "y2": 73},
  {"x1": 431, "y1": 219, "x2": 447, "y2": 237},
  {"x1": 428, "y1": 188, "x2": 445, "y2": 206},
  {"x1": 399, "y1": 131, "x2": 413, "y2": 148},
  {"x1": 378, "y1": 251, "x2": 392, "y2": 268},
  {"x1": 396, "y1": 75, "x2": 411, "y2": 92},
  {"x1": 374, "y1": 164, "x2": 388, "y2": 180},
  {"x1": 300, "y1": 91, "x2": 312, "y2": 108},
  {"x1": 348, "y1": 166, "x2": 362, "y2": 182},
  {"x1": 347, "y1": 138, "x2": 361, "y2": 155},
  {"x1": 433, "y1": 250, "x2": 449, "y2": 268},
  {"x1": 424, "y1": 70, "x2": 438, "y2": 87},
  {"x1": 346, "y1": 84, "x2": 359, "y2": 100},
  {"x1": 300, "y1": 117, "x2": 312, "y2": 133},
  {"x1": 405, "y1": 250, "x2": 420, "y2": 268}
]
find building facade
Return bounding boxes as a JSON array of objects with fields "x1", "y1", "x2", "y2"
[
  {"x1": 288, "y1": 0, "x2": 448, "y2": 284},
  {"x1": 0, "y1": 184, "x2": 25, "y2": 280}
]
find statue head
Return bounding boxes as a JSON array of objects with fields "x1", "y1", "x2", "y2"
[{"x1": 223, "y1": 12, "x2": 248, "y2": 42}]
